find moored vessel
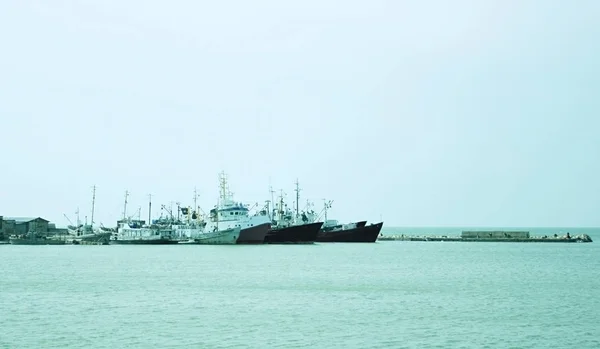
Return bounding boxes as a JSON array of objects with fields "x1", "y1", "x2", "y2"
[
  {"x1": 300, "y1": 200, "x2": 383, "y2": 243},
  {"x1": 316, "y1": 221, "x2": 383, "y2": 243},
  {"x1": 64, "y1": 185, "x2": 111, "y2": 244},
  {"x1": 259, "y1": 180, "x2": 322, "y2": 244},
  {"x1": 173, "y1": 206, "x2": 240, "y2": 245},
  {"x1": 264, "y1": 221, "x2": 323, "y2": 244},
  {"x1": 178, "y1": 226, "x2": 241, "y2": 245},
  {"x1": 204, "y1": 172, "x2": 271, "y2": 244},
  {"x1": 111, "y1": 219, "x2": 178, "y2": 244},
  {"x1": 9, "y1": 233, "x2": 66, "y2": 245}
]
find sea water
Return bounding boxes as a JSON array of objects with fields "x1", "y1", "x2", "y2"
[{"x1": 1, "y1": 227, "x2": 598, "y2": 348}]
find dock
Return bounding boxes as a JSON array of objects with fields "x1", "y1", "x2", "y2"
[{"x1": 378, "y1": 230, "x2": 593, "y2": 243}]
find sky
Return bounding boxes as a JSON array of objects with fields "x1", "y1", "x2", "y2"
[{"x1": 1, "y1": 0, "x2": 599, "y2": 228}]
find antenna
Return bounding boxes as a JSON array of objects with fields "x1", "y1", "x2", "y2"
[
  {"x1": 122, "y1": 190, "x2": 129, "y2": 220},
  {"x1": 148, "y1": 194, "x2": 152, "y2": 225},
  {"x1": 90, "y1": 185, "x2": 96, "y2": 228}
]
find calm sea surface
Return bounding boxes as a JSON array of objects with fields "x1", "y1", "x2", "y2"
[{"x1": 1, "y1": 227, "x2": 599, "y2": 349}]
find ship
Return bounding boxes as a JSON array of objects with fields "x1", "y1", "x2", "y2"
[
  {"x1": 111, "y1": 219, "x2": 178, "y2": 244},
  {"x1": 64, "y1": 185, "x2": 111, "y2": 244},
  {"x1": 9, "y1": 232, "x2": 66, "y2": 245},
  {"x1": 259, "y1": 180, "x2": 323, "y2": 244},
  {"x1": 203, "y1": 172, "x2": 271, "y2": 244},
  {"x1": 301, "y1": 200, "x2": 384, "y2": 243},
  {"x1": 178, "y1": 226, "x2": 241, "y2": 245},
  {"x1": 316, "y1": 221, "x2": 384, "y2": 243},
  {"x1": 173, "y1": 205, "x2": 241, "y2": 245},
  {"x1": 109, "y1": 190, "x2": 179, "y2": 244}
]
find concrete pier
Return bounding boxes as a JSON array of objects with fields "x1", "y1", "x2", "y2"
[{"x1": 378, "y1": 231, "x2": 593, "y2": 243}]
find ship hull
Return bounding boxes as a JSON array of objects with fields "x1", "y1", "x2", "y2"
[
  {"x1": 78, "y1": 232, "x2": 112, "y2": 244},
  {"x1": 265, "y1": 222, "x2": 323, "y2": 244},
  {"x1": 317, "y1": 222, "x2": 384, "y2": 243},
  {"x1": 9, "y1": 238, "x2": 66, "y2": 245},
  {"x1": 110, "y1": 238, "x2": 178, "y2": 245},
  {"x1": 237, "y1": 223, "x2": 270, "y2": 244},
  {"x1": 180, "y1": 227, "x2": 240, "y2": 245}
]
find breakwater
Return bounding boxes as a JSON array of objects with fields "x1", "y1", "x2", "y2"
[{"x1": 378, "y1": 230, "x2": 593, "y2": 243}]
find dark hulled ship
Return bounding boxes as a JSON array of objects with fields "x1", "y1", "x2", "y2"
[
  {"x1": 316, "y1": 221, "x2": 384, "y2": 243},
  {"x1": 259, "y1": 181, "x2": 323, "y2": 244},
  {"x1": 264, "y1": 221, "x2": 323, "y2": 244},
  {"x1": 237, "y1": 222, "x2": 271, "y2": 244}
]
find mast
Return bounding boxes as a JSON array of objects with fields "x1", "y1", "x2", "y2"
[
  {"x1": 265, "y1": 200, "x2": 271, "y2": 220},
  {"x1": 90, "y1": 185, "x2": 96, "y2": 228},
  {"x1": 269, "y1": 185, "x2": 275, "y2": 220},
  {"x1": 148, "y1": 194, "x2": 152, "y2": 225},
  {"x1": 76, "y1": 207, "x2": 80, "y2": 229},
  {"x1": 294, "y1": 179, "x2": 301, "y2": 222},
  {"x1": 323, "y1": 200, "x2": 333, "y2": 222},
  {"x1": 279, "y1": 189, "x2": 284, "y2": 222},
  {"x1": 218, "y1": 171, "x2": 229, "y2": 201},
  {"x1": 193, "y1": 187, "x2": 198, "y2": 215},
  {"x1": 123, "y1": 190, "x2": 129, "y2": 220}
]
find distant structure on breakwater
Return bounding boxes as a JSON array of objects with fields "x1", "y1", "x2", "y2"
[{"x1": 378, "y1": 230, "x2": 593, "y2": 243}]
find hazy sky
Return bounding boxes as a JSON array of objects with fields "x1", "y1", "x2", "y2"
[{"x1": 1, "y1": 0, "x2": 599, "y2": 227}]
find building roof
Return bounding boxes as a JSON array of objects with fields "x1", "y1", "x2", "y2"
[{"x1": 1, "y1": 217, "x2": 50, "y2": 223}]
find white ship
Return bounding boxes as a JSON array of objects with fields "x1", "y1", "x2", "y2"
[
  {"x1": 111, "y1": 219, "x2": 178, "y2": 244},
  {"x1": 177, "y1": 226, "x2": 241, "y2": 245},
  {"x1": 203, "y1": 172, "x2": 271, "y2": 244},
  {"x1": 173, "y1": 207, "x2": 240, "y2": 245}
]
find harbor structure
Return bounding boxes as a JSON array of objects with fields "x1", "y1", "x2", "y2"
[{"x1": 1, "y1": 217, "x2": 50, "y2": 235}]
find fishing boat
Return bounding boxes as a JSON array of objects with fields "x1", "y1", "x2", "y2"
[
  {"x1": 259, "y1": 180, "x2": 323, "y2": 244},
  {"x1": 110, "y1": 191, "x2": 177, "y2": 244},
  {"x1": 9, "y1": 232, "x2": 66, "y2": 245},
  {"x1": 203, "y1": 172, "x2": 271, "y2": 244},
  {"x1": 64, "y1": 186, "x2": 111, "y2": 244},
  {"x1": 177, "y1": 226, "x2": 241, "y2": 245},
  {"x1": 173, "y1": 205, "x2": 240, "y2": 244},
  {"x1": 306, "y1": 200, "x2": 383, "y2": 243},
  {"x1": 316, "y1": 220, "x2": 383, "y2": 242},
  {"x1": 111, "y1": 219, "x2": 178, "y2": 244}
]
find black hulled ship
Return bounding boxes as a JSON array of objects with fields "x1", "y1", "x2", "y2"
[
  {"x1": 316, "y1": 221, "x2": 383, "y2": 243},
  {"x1": 265, "y1": 221, "x2": 323, "y2": 244},
  {"x1": 261, "y1": 180, "x2": 322, "y2": 244},
  {"x1": 306, "y1": 200, "x2": 384, "y2": 243}
]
